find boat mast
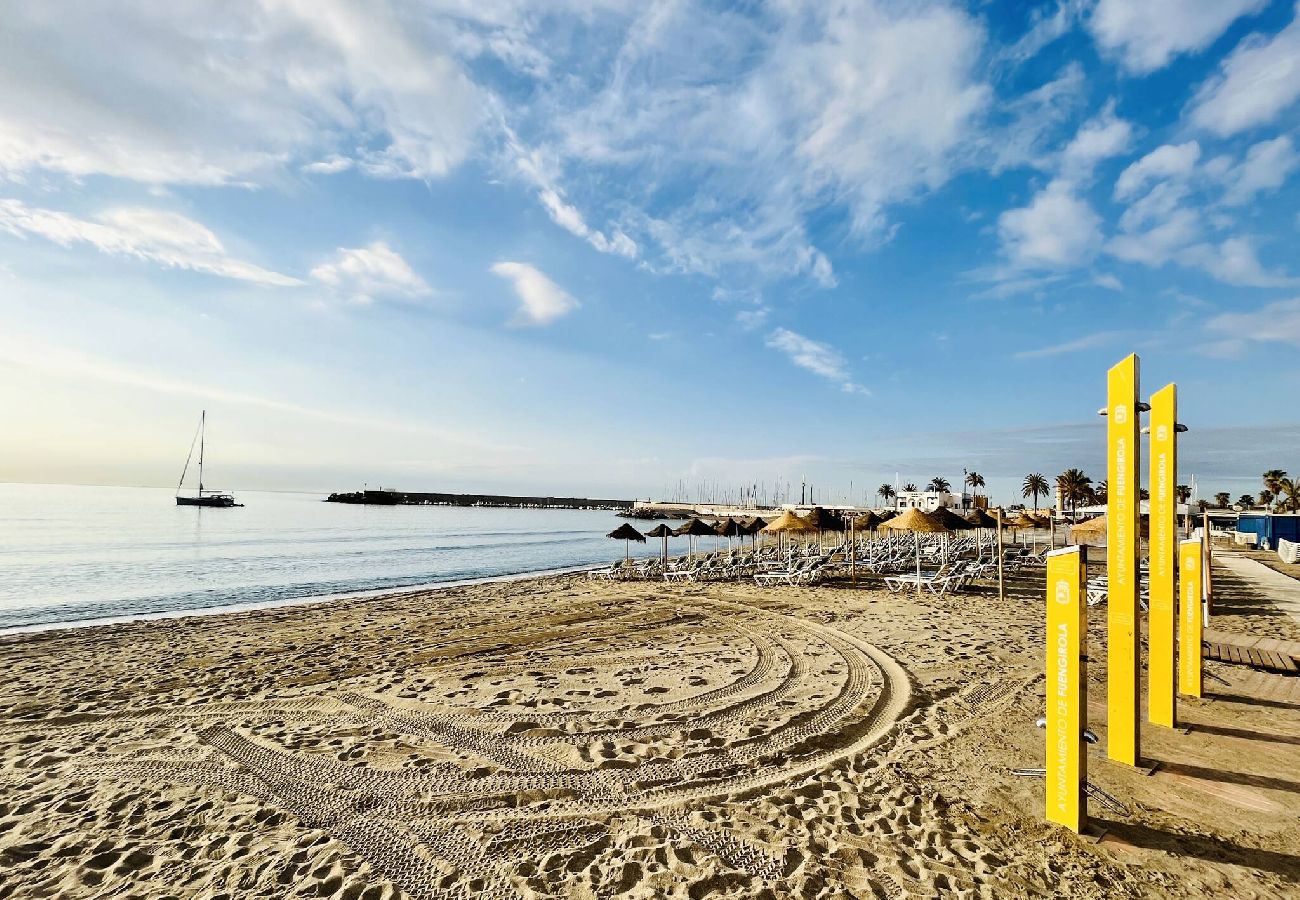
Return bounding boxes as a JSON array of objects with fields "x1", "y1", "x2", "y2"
[{"x1": 198, "y1": 410, "x2": 206, "y2": 497}]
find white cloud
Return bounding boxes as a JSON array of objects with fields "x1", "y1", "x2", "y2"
[
  {"x1": 735, "y1": 308, "x2": 770, "y2": 331},
  {"x1": 0, "y1": 198, "x2": 300, "y2": 286},
  {"x1": 765, "y1": 327, "x2": 868, "y2": 395},
  {"x1": 1014, "y1": 330, "x2": 1127, "y2": 359},
  {"x1": 309, "y1": 242, "x2": 430, "y2": 304},
  {"x1": 302, "y1": 155, "x2": 355, "y2": 175},
  {"x1": 1220, "y1": 135, "x2": 1300, "y2": 205},
  {"x1": 1058, "y1": 103, "x2": 1134, "y2": 182},
  {"x1": 1107, "y1": 208, "x2": 1201, "y2": 266},
  {"x1": 1114, "y1": 142, "x2": 1201, "y2": 200},
  {"x1": 1192, "y1": 236, "x2": 1299, "y2": 287},
  {"x1": 0, "y1": 1, "x2": 483, "y2": 185},
  {"x1": 1187, "y1": 5, "x2": 1300, "y2": 136},
  {"x1": 997, "y1": 179, "x2": 1103, "y2": 270},
  {"x1": 520, "y1": 0, "x2": 989, "y2": 286},
  {"x1": 1089, "y1": 0, "x2": 1267, "y2": 73},
  {"x1": 490, "y1": 261, "x2": 579, "y2": 327},
  {"x1": 998, "y1": 1, "x2": 1089, "y2": 66},
  {"x1": 1205, "y1": 297, "x2": 1300, "y2": 347}
]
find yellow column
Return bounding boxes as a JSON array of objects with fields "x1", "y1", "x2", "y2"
[
  {"x1": 1107, "y1": 354, "x2": 1141, "y2": 765},
  {"x1": 1046, "y1": 545, "x2": 1088, "y2": 833},
  {"x1": 1148, "y1": 384, "x2": 1177, "y2": 727},
  {"x1": 1179, "y1": 538, "x2": 1203, "y2": 698}
]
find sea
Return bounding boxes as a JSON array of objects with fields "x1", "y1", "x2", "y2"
[{"x1": 0, "y1": 483, "x2": 677, "y2": 633}]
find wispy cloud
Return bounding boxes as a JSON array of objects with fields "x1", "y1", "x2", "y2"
[
  {"x1": 0, "y1": 199, "x2": 300, "y2": 286},
  {"x1": 1089, "y1": 0, "x2": 1268, "y2": 74},
  {"x1": 309, "y1": 241, "x2": 430, "y2": 304},
  {"x1": 1014, "y1": 331, "x2": 1128, "y2": 359},
  {"x1": 0, "y1": 2, "x2": 484, "y2": 184},
  {"x1": 765, "y1": 328, "x2": 868, "y2": 395},
  {"x1": 1205, "y1": 297, "x2": 1300, "y2": 350},
  {"x1": 490, "y1": 261, "x2": 579, "y2": 327},
  {"x1": 1186, "y1": 4, "x2": 1300, "y2": 136}
]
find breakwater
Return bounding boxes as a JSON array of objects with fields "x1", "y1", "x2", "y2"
[{"x1": 325, "y1": 489, "x2": 633, "y2": 511}]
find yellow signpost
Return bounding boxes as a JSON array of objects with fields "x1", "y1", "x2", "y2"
[
  {"x1": 1180, "y1": 538, "x2": 1204, "y2": 698},
  {"x1": 1106, "y1": 354, "x2": 1141, "y2": 765},
  {"x1": 1148, "y1": 384, "x2": 1177, "y2": 727},
  {"x1": 1046, "y1": 545, "x2": 1087, "y2": 832}
]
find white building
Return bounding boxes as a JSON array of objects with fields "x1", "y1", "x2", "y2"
[{"x1": 893, "y1": 490, "x2": 967, "y2": 512}]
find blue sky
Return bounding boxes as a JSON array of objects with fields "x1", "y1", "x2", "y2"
[{"x1": 1, "y1": 0, "x2": 1299, "y2": 504}]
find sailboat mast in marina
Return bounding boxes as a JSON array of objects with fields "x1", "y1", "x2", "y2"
[{"x1": 175, "y1": 410, "x2": 242, "y2": 507}]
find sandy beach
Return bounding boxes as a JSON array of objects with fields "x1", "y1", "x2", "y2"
[{"x1": 2, "y1": 560, "x2": 1298, "y2": 899}]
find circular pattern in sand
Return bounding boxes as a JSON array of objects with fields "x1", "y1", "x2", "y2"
[{"x1": 48, "y1": 595, "x2": 908, "y2": 898}]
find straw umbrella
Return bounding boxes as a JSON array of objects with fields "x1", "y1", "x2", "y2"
[
  {"x1": 645, "y1": 523, "x2": 674, "y2": 568},
  {"x1": 606, "y1": 523, "x2": 645, "y2": 562},
  {"x1": 715, "y1": 517, "x2": 744, "y2": 556},
  {"x1": 674, "y1": 517, "x2": 718, "y2": 559},
  {"x1": 741, "y1": 516, "x2": 768, "y2": 553},
  {"x1": 762, "y1": 509, "x2": 817, "y2": 556},
  {"x1": 878, "y1": 508, "x2": 952, "y2": 594},
  {"x1": 965, "y1": 507, "x2": 999, "y2": 560},
  {"x1": 804, "y1": 506, "x2": 846, "y2": 552}
]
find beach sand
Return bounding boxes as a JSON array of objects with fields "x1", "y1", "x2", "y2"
[{"x1": 1, "y1": 563, "x2": 1298, "y2": 898}]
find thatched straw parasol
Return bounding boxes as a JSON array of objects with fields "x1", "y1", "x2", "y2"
[
  {"x1": 855, "y1": 511, "x2": 884, "y2": 532},
  {"x1": 762, "y1": 509, "x2": 817, "y2": 553},
  {"x1": 645, "y1": 523, "x2": 674, "y2": 566},
  {"x1": 929, "y1": 506, "x2": 974, "y2": 531},
  {"x1": 607, "y1": 523, "x2": 645, "y2": 561},
  {"x1": 879, "y1": 508, "x2": 951, "y2": 594},
  {"x1": 761, "y1": 510, "x2": 817, "y2": 534},
  {"x1": 965, "y1": 508, "x2": 999, "y2": 529},
  {"x1": 714, "y1": 516, "x2": 744, "y2": 554},
  {"x1": 674, "y1": 517, "x2": 718, "y2": 558},
  {"x1": 804, "y1": 507, "x2": 846, "y2": 532}
]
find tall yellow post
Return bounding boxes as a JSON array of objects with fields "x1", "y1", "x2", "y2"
[
  {"x1": 1180, "y1": 538, "x2": 1203, "y2": 698},
  {"x1": 1107, "y1": 354, "x2": 1141, "y2": 765},
  {"x1": 1046, "y1": 545, "x2": 1087, "y2": 833},
  {"x1": 1148, "y1": 384, "x2": 1177, "y2": 727}
]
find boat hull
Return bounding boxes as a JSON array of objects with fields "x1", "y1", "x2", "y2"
[{"x1": 176, "y1": 495, "x2": 241, "y2": 508}]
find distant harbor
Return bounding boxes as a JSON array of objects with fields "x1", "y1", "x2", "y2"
[{"x1": 325, "y1": 488, "x2": 633, "y2": 511}]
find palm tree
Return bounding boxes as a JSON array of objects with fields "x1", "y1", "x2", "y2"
[
  {"x1": 877, "y1": 484, "x2": 896, "y2": 509},
  {"x1": 1139, "y1": 488, "x2": 1150, "y2": 501},
  {"x1": 1094, "y1": 480, "x2": 1108, "y2": 504},
  {"x1": 1263, "y1": 469, "x2": 1287, "y2": 497},
  {"x1": 1022, "y1": 473, "x2": 1049, "y2": 512},
  {"x1": 1213, "y1": 491, "x2": 1230, "y2": 509},
  {"x1": 902, "y1": 483, "x2": 918, "y2": 493},
  {"x1": 1276, "y1": 478, "x2": 1300, "y2": 513},
  {"x1": 965, "y1": 471, "x2": 985, "y2": 501},
  {"x1": 1175, "y1": 484, "x2": 1192, "y2": 504},
  {"x1": 928, "y1": 476, "x2": 951, "y2": 493},
  {"x1": 1196, "y1": 498, "x2": 1209, "y2": 512},
  {"x1": 1259, "y1": 488, "x2": 1274, "y2": 508},
  {"x1": 1055, "y1": 468, "x2": 1093, "y2": 515},
  {"x1": 1237, "y1": 494, "x2": 1254, "y2": 508}
]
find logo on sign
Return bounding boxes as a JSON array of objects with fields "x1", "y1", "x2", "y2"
[
  {"x1": 1055, "y1": 580, "x2": 1070, "y2": 605},
  {"x1": 1115, "y1": 404, "x2": 1128, "y2": 424},
  {"x1": 1156, "y1": 424, "x2": 1168, "y2": 441}
]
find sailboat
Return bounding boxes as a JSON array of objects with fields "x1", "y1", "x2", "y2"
[{"x1": 175, "y1": 410, "x2": 242, "y2": 507}]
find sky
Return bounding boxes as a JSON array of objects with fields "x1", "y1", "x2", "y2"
[{"x1": 1, "y1": 0, "x2": 1299, "y2": 506}]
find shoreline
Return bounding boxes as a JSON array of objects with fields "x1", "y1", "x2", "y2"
[{"x1": 0, "y1": 561, "x2": 604, "y2": 640}]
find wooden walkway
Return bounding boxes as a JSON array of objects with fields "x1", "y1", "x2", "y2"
[{"x1": 1203, "y1": 628, "x2": 1300, "y2": 675}]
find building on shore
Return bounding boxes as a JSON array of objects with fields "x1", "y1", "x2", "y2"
[{"x1": 893, "y1": 490, "x2": 972, "y2": 512}]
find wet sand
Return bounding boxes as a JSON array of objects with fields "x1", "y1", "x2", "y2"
[{"x1": 1, "y1": 563, "x2": 1297, "y2": 898}]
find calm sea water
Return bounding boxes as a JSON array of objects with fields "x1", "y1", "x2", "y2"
[{"x1": 0, "y1": 484, "x2": 673, "y2": 632}]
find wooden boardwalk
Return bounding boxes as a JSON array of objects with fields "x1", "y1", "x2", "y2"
[{"x1": 1203, "y1": 628, "x2": 1300, "y2": 675}]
